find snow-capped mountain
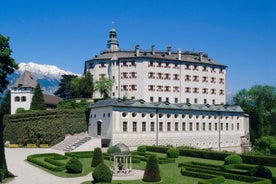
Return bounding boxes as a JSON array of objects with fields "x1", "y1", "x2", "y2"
[{"x1": 8, "y1": 62, "x2": 80, "y2": 94}]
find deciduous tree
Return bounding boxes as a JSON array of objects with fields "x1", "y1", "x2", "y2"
[
  {"x1": 0, "y1": 34, "x2": 18, "y2": 181},
  {"x1": 94, "y1": 77, "x2": 114, "y2": 99}
]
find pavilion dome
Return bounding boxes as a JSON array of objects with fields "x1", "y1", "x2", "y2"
[{"x1": 108, "y1": 143, "x2": 130, "y2": 155}]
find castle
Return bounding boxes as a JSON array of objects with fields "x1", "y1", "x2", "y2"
[{"x1": 86, "y1": 27, "x2": 250, "y2": 153}]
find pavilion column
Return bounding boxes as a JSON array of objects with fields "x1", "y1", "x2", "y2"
[{"x1": 130, "y1": 156, "x2": 132, "y2": 170}]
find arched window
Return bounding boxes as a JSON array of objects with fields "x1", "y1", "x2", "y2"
[{"x1": 15, "y1": 96, "x2": 20, "y2": 102}]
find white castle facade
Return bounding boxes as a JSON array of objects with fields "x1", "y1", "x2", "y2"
[{"x1": 85, "y1": 27, "x2": 250, "y2": 153}]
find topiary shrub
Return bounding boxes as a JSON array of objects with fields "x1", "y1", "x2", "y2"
[
  {"x1": 167, "y1": 147, "x2": 180, "y2": 158},
  {"x1": 91, "y1": 147, "x2": 103, "y2": 167},
  {"x1": 92, "y1": 163, "x2": 112, "y2": 183},
  {"x1": 143, "y1": 155, "x2": 161, "y2": 182},
  {"x1": 66, "y1": 157, "x2": 82, "y2": 173},
  {"x1": 250, "y1": 166, "x2": 272, "y2": 179},
  {"x1": 224, "y1": 154, "x2": 243, "y2": 165},
  {"x1": 137, "y1": 145, "x2": 147, "y2": 153}
]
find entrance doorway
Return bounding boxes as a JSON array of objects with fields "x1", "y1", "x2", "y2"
[{"x1": 97, "y1": 121, "x2": 102, "y2": 136}]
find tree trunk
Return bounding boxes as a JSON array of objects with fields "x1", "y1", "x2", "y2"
[{"x1": 0, "y1": 119, "x2": 12, "y2": 182}]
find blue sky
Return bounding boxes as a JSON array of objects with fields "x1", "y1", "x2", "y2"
[{"x1": 1, "y1": 0, "x2": 275, "y2": 93}]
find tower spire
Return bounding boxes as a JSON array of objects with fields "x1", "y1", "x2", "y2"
[{"x1": 107, "y1": 22, "x2": 119, "y2": 51}]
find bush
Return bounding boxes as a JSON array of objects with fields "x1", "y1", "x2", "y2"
[
  {"x1": 107, "y1": 146, "x2": 121, "y2": 154},
  {"x1": 66, "y1": 157, "x2": 82, "y2": 173},
  {"x1": 143, "y1": 155, "x2": 161, "y2": 182},
  {"x1": 224, "y1": 154, "x2": 243, "y2": 165},
  {"x1": 137, "y1": 145, "x2": 147, "y2": 153},
  {"x1": 167, "y1": 148, "x2": 180, "y2": 158},
  {"x1": 250, "y1": 166, "x2": 272, "y2": 179},
  {"x1": 91, "y1": 147, "x2": 103, "y2": 167},
  {"x1": 198, "y1": 176, "x2": 225, "y2": 184},
  {"x1": 92, "y1": 163, "x2": 112, "y2": 183}
]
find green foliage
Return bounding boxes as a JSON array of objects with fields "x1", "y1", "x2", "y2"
[
  {"x1": 0, "y1": 90, "x2": 11, "y2": 115},
  {"x1": 137, "y1": 145, "x2": 147, "y2": 153},
  {"x1": 198, "y1": 176, "x2": 225, "y2": 184},
  {"x1": 252, "y1": 136, "x2": 276, "y2": 156},
  {"x1": 66, "y1": 157, "x2": 83, "y2": 173},
  {"x1": 233, "y1": 85, "x2": 276, "y2": 140},
  {"x1": 91, "y1": 147, "x2": 103, "y2": 167},
  {"x1": 0, "y1": 34, "x2": 18, "y2": 182},
  {"x1": 107, "y1": 146, "x2": 121, "y2": 154},
  {"x1": 92, "y1": 163, "x2": 112, "y2": 183},
  {"x1": 249, "y1": 166, "x2": 272, "y2": 179},
  {"x1": 224, "y1": 154, "x2": 243, "y2": 165},
  {"x1": 3, "y1": 109, "x2": 86, "y2": 146},
  {"x1": 143, "y1": 155, "x2": 161, "y2": 182},
  {"x1": 57, "y1": 99, "x2": 89, "y2": 110},
  {"x1": 65, "y1": 151, "x2": 93, "y2": 158},
  {"x1": 69, "y1": 72, "x2": 94, "y2": 99},
  {"x1": 54, "y1": 74, "x2": 78, "y2": 99},
  {"x1": 31, "y1": 83, "x2": 46, "y2": 110},
  {"x1": 15, "y1": 107, "x2": 29, "y2": 114},
  {"x1": 167, "y1": 147, "x2": 180, "y2": 158},
  {"x1": 94, "y1": 77, "x2": 114, "y2": 99}
]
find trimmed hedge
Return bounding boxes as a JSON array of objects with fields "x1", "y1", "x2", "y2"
[
  {"x1": 65, "y1": 151, "x2": 93, "y2": 158},
  {"x1": 143, "y1": 155, "x2": 161, "y2": 182},
  {"x1": 92, "y1": 163, "x2": 112, "y2": 183},
  {"x1": 167, "y1": 148, "x2": 180, "y2": 158},
  {"x1": 66, "y1": 157, "x2": 82, "y2": 173},
  {"x1": 91, "y1": 147, "x2": 103, "y2": 167},
  {"x1": 27, "y1": 153, "x2": 66, "y2": 172},
  {"x1": 198, "y1": 176, "x2": 225, "y2": 184},
  {"x1": 146, "y1": 145, "x2": 276, "y2": 167},
  {"x1": 137, "y1": 145, "x2": 147, "y2": 153},
  {"x1": 3, "y1": 109, "x2": 87, "y2": 146},
  {"x1": 224, "y1": 154, "x2": 243, "y2": 165}
]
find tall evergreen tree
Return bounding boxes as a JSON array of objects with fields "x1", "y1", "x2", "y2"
[
  {"x1": 54, "y1": 74, "x2": 77, "y2": 99},
  {"x1": 80, "y1": 71, "x2": 94, "y2": 98},
  {"x1": 0, "y1": 34, "x2": 18, "y2": 181},
  {"x1": 30, "y1": 83, "x2": 46, "y2": 110}
]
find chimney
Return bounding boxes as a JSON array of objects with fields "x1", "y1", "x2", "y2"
[
  {"x1": 167, "y1": 45, "x2": 172, "y2": 56},
  {"x1": 135, "y1": 45, "x2": 140, "y2": 56},
  {"x1": 177, "y1": 48, "x2": 182, "y2": 60},
  {"x1": 199, "y1": 52, "x2": 203, "y2": 61},
  {"x1": 151, "y1": 45, "x2": 156, "y2": 55}
]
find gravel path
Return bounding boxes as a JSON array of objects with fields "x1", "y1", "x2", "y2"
[{"x1": 5, "y1": 148, "x2": 143, "y2": 184}]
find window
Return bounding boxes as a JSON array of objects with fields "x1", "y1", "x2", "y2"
[
  {"x1": 131, "y1": 96, "x2": 135, "y2": 100},
  {"x1": 100, "y1": 62, "x2": 106, "y2": 68},
  {"x1": 209, "y1": 123, "x2": 212, "y2": 131},
  {"x1": 164, "y1": 73, "x2": 170, "y2": 80},
  {"x1": 226, "y1": 123, "x2": 229, "y2": 131},
  {"x1": 173, "y1": 74, "x2": 179, "y2": 80},
  {"x1": 212, "y1": 99, "x2": 216, "y2": 104},
  {"x1": 202, "y1": 66, "x2": 208, "y2": 72},
  {"x1": 148, "y1": 85, "x2": 155, "y2": 91},
  {"x1": 159, "y1": 113, "x2": 164, "y2": 118},
  {"x1": 203, "y1": 123, "x2": 206, "y2": 131},
  {"x1": 142, "y1": 122, "x2": 146, "y2": 132},
  {"x1": 189, "y1": 122, "x2": 193, "y2": 131},
  {"x1": 121, "y1": 72, "x2": 128, "y2": 78},
  {"x1": 133, "y1": 122, "x2": 137, "y2": 132},
  {"x1": 157, "y1": 73, "x2": 163, "y2": 79},
  {"x1": 121, "y1": 85, "x2": 128, "y2": 91},
  {"x1": 202, "y1": 76, "x2": 208, "y2": 82},
  {"x1": 174, "y1": 98, "x2": 178, "y2": 103},
  {"x1": 173, "y1": 86, "x2": 180, "y2": 93},
  {"x1": 185, "y1": 87, "x2": 191, "y2": 93},
  {"x1": 167, "y1": 114, "x2": 171, "y2": 118},
  {"x1": 220, "y1": 123, "x2": 223, "y2": 130},
  {"x1": 189, "y1": 114, "x2": 193, "y2": 119},
  {"x1": 132, "y1": 112, "x2": 137, "y2": 117},
  {"x1": 148, "y1": 72, "x2": 155, "y2": 79},
  {"x1": 158, "y1": 62, "x2": 163, "y2": 67},
  {"x1": 185, "y1": 75, "x2": 191, "y2": 81},
  {"x1": 193, "y1": 75, "x2": 199, "y2": 82},
  {"x1": 182, "y1": 114, "x2": 186, "y2": 118},
  {"x1": 211, "y1": 89, "x2": 216, "y2": 94},
  {"x1": 157, "y1": 85, "x2": 163, "y2": 92},
  {"x1": 158, "y1": 97, "x2": 162, "y2": 102},
  {"x1": 215, "y1": 123, "x2": 218, "y2": 131},
  {"x1": 182, "y1": 122, "x2": 186, "y2": 131},
  {"x1": 108, "y1": 113, "x2": 110, "y2": 117},
  {"x1": 142, "y1": 113, "x2": 146, "y2": 118},
  {"x1": 194, "y1": 98, "x2": 198, "y2": 104},
  {"x1": 219, "y1": 90, "x2": 224, "y2": 95},
  {"x1": 21, "y1": 96, "x2": 26, "y2": 102},
  {"x1": 167, "y1": 122, "x2": 171, "y2": 131},
  {"x1": 123, "y1": 121, "x2": 128, "y2": 132},
  {"x1": 237, "y1": 123, "x2": 240, "y2": 130},
  {"x1": 130, "y1": 72, "x2": 137, "y2": 78},
  {"x1": 211, "y1": 77, "x2": 216, "y2": 83},
  {"x1": 231, "y1": 123, "x2": 234, "y2": 130},
  {"x1": 99, "y1": 74, "x2": 106, "y2": 78},
  {"x1": 203, "y1": 88, "x2": 208, "y2": 94},
  {"x1": 150, "y1": 113, "x2": 155, "y2": 118},
  {"x1": 166, "y1": 97, "x2": 169, "y2": 102},
  {"x1": 130, "y1": 85, "x2": 137, "y2": 91},
  {"x1": 186, "y1": 98, "x2": 190, "y2": 103},
  {"x1": 149, "y1": 61, "x2": 154, "y2": 67},
  {"x1": 165, "y1": 63, "x2": 170, "y2": 68},
  {"x1": 159, "y1": 122, "x2": 163, "y2": 131},
  {"x1": 122, "y1": 112, "x2": 128, "y2": 117},
  {"x1": 151, "y1": 122, "x2": 155, "y2": 131},
  {"x1": 174, "y1": 63, "x2": 179, "y2": 69},
  {"x1": 185, "y1": 64, "x2": 191, "y2": 70},
  {"x1": 164, "y1": 86, "x2": 171, "y2": 92},
  {"x1": 103, "y1": 113, "x2": 105, "y2": 118},
  {"x1": 175, "y1": 122, "x2": 178, "y2": 131},
  {"x1": 193, "y1": 88, "x2": 199, "y2": 93},
  {"x1": 150, "y1": 96, "x2": 154, "y2": 102},
  {"x1": 204, "y1": 99, "x2": 207, "y2": 104},
  {"x1": 193, "y1": 65, "x2": 198, "y2": 71},
  {"x1": 174, "y1": 114, "x2": 179, "y2": 118},
  {"x1": 219, "y1": 78, "x2": 224, "y2": 84},
  {"x1": 15, "y1": 96, "x2": 20, "y2": 102},
  {"x1": 219, "y1": 68, "x2": 224, "y2": 74},
  {"x1": 196, "y1": 122, "x2": 199, "y2": 131}
]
